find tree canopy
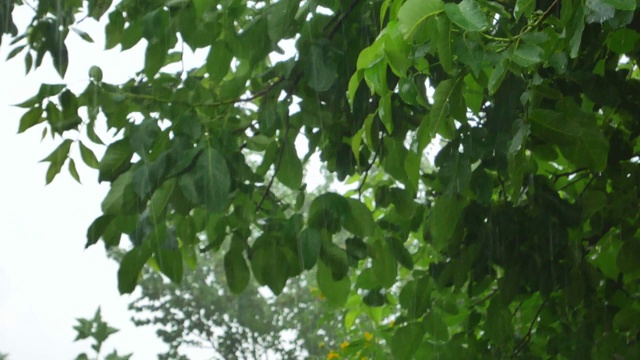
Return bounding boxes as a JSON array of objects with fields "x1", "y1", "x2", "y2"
[{"x1": 6, "y1": 0, "x2": 640, "y2": 358}]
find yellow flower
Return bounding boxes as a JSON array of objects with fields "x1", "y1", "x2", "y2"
[
  {"x1": 388, "y1": 320, "x2": 395, "y2": 327},
  {"x1": 340, "y1": 341, "x2": 349, "y2": 350},
  {"x1": 364, "y1": 332, "x2": 373, "y2": 342},
  {"x1": 327, "y1": 350, "x2": 340, "y2": 359},
  {"x1": 361, "y1": 357, "x2": 368, "y2": 360}
]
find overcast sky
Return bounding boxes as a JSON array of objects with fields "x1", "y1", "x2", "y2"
[{"x1": 0, "y1": 5, "x2": 169, "y2": 359}]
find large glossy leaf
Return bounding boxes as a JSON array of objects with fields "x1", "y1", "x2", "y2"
[
  {"x1": 398, "y1": 0, "x2": 445, "y2": 40},
  {"x1": 444, "y1": 0, "x2": 488, "y2": 32}
]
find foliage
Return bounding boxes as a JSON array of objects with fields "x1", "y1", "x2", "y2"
[
  {"x1": 122, "y1": 249, "x2": 353, "y2": 359},
  {"x1": 73, "y1": 308, "x2": 132, "y2": 360},
  {"x1": 6, "y1": 0, "x2": 640, "y2": 358}
]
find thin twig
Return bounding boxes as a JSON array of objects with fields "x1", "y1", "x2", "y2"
[
  {"x1": 116, "y1": 78, "x2": 285, "y2": 108},
  {"x1": 327, "y1": 0, "x2": 364, "y2": 39},
  {"x1": 255, "y1": 74, "x2": 302, "y2": 213},
  {"x1": 472, "y1": 287, "x2": 498, "y2": 307},
  {"x1": 551, "y1": 167, "x2": 587, "y2": 182},
  {"x1": 512, "y1": 296, "x2": 549, "y2": 357},
  {"x1": 357, "y1": 134, "x2": 384, "y2": 197}
]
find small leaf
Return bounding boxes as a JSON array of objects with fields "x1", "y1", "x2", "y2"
[
  {"x1": 190, "y1": 148, "x2": 231, "y2": 213},
  {"x1": 68, "y1": 158, "x2": 81, "y2": 183},
  {"x1": 41, "y1": 139, "x2": 72, "y2": 184},
  {"x1": 514, "y1": 0, "x2": 535, "y2": 20},
  {"x1": 117, "y1": 245, "x2": 152, "y2": 294},
  {"x1": 378, "y1": 92, "x2": 394, "y2": 134},
  {"x1": 79, "y1": 141, "x2": 100, "y2": 169},
  {"x1": 17, "y1": 107, "x2": 43, "y2": 133},
  {"x1": 72, "y1": 28, "x2": 94, "y2": 43},
  {"x1": 89, "y1": 0, "x2": 113, "y2": 20}
]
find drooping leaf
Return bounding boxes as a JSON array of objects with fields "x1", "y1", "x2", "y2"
[
  {"x1": 224, "y1": 248, "x2": 250, "y2": 294},
  {"x1": 297, "y1": 228, "x2": 322, "y2": 270},
  {"x1": 429, "y1": 194, "x2": 466, "y2": 250},
  {"x1": 276, "y1": 143, "x2": 303, "y2": 189},
  {"x1": 118, "y1": 245, "x2": 152, "y2": 294},
  {"x1": 317, "y1": 261, "x2": 350, "y2": 307}
]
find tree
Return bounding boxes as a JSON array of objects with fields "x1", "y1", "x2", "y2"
[
  {"x1": 7, "y1": 0, "x2": 640, "y2": 358},
  {"x1": 124, "y1": 249, "x2": 352, "y2": 359}
]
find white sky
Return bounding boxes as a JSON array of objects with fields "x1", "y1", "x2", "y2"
[{"x1": 0, "y1": 6, "x2": 168, "y2": 359}]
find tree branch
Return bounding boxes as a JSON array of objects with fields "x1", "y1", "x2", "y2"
[
  {"x1": 357, "y1": 134, "x2": 384, "y2": 197},
  {"x1": 327, "y1": 0, "x2": 364, "y2": 40},
  {"x1": 512, "y1": 296, "x2": 549, "y2": 357}
]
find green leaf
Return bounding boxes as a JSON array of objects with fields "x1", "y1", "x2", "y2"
[
  {"x1": 317, "y1": 261, "x2": 350, "y2": 307},
  {"x1": 117, "y1": 245, "x2": 152, "y2": 294},
  {"x1": 436, "y1": 15, "x2": 454, "y2": 74},
  {"x1": 41, "y1": 139, "x2": 72, "y2": 184},
  {"x1": 384, "y1": 22, "x2": 412, "y2": 77},
  {"x1": 378, "y1": 92, "x2": 394, "y2": 134},
  {"x1": 144, "y1": 40, "x2": 168, "y2": 78},
  {"x1": 343, "y1": 198, "x2": 375, "y2": 237},
  {"x1": 224, "y1": 248, "x2": 250, "y2": 294},
  {"x1": 251, "y1": 242, "x2": 289, "y2": 295},
  {"x1": 444, "y1": 0, "x2": 489, "y2": 32},
  {"x1": 88, "y1": 0, "x2": 113, "y2": 20},
  {"x1": 206, "y1": 41, "x2": 233, "y2": 83},
  {"x1": 298, "y1": 228, "x2": 322, "y2": 270},
  {"x1": 514, "y1": 0, "x2": 535, "y2": 20},
  {"x1": 391, "y1": 322, "x2": 424, "y2": 360},
  {"x1": 429, "y1": 79, "x2": 458, "y2": 139},
  {"x1": 305, "y1": 44, "x2": 337, "y2": 92},
  {"x1": 425, "y1": 310, "x2": 449, "y2": 341},
  {"x1": 308, "y1": 193, "x2": 351, "y2": 234},
  {"x1": 276, "y1": 143, "x2": 303, "y2": 189},
  {"x1": 529, "y1": 107, "x2": 608, "y2": 171},
  {"x1": 429, "y1": 194, "x2": 466, "y2": 250},
  {"x1": 510, "y1": 43, "x2": 544, "y2": 67},
  {"x1": 488, "y1": 58, "x2": 508, "y2": 95},
  {"x1": 371, "y1": 239, "x2": 397, "y2": 288},
  {"x1": 72, "y1": 28, "x2": 94, "y2": 43},
  {"x1": 485, "y1": 297, "x2": 514, "y2": 344},
  {"x1": 617, "y1": 239, "x2": 640, "y2": 274},
  {"x1": 105, "y1": 11, "x2": 124, "y2": 49},
  {"x1": 17, "y1": 107, "x2": 43, "y2": 133},
  {"x1": 78, "y1": 141, "x2": 100, "y2": 169},
  {"x1": 68, "y1": 158, "x2": 81, "y2": 183},
  {"x1": 155, "y1": 248, "x2": 183, "y2": 283},
  {"x1": 191, "y1": 147, "x2": 231, "y2": 213},
  {"x1": 86, "y1": 215, "x2": 114, "y2": 248},
  {"x1": 101, "y1": 172, "x2": 135, "y2": 215},
  {"x1": 98, "y1": 139, "x2": 133, "y2": 182},
  {"x1": 602, "y1": 0, "x2": 636, "y2": 11},
  {"x1": 398, "y1": 0, "x2": 445, "y2": 40},
  {"x1": 606, "y1": 28, "x2": 640, "y2": 54},
  {"x1": 387, "y1": 237, "x2": 414, "y2": 270}
]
